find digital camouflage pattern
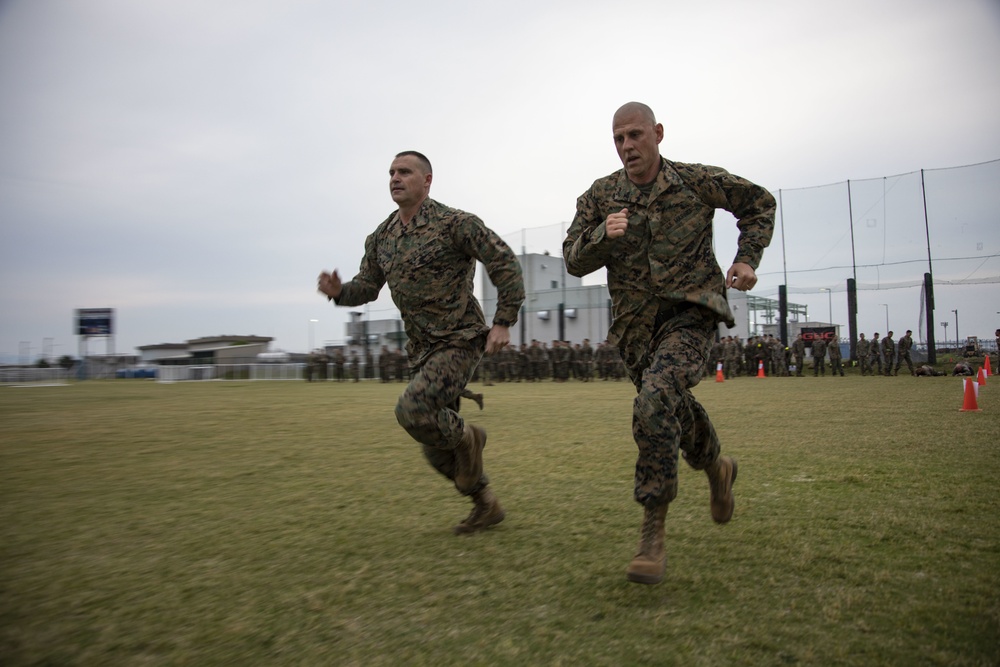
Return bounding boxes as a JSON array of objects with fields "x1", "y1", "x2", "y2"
[
  {"x1": 869, "y1": 334, "x2": 883, "y2": 375},
  {"x1": 563, "y1": 158, "x2": 774, "y2": 379},
  {"x1": 856, "y1": 336, "x2": 871, "y2": 376},
  {"x1": 881, "y1": 333, "x2": 896, "y2": 376},
  {"x1": 896, "y1": 332, "x2": 914, "y2": 375},
  {"x1": 563, "y1": 157, "x2": 774, "y2": 508},
  {"x1": 630, "y1": 306, "x2": 719, "y2": 506},
  {"x1": 334, "y1": 197, "x2": 524, "y2": 495},
  {"x1": 394, "y1": 342, "x2": 491, "y2": 493},
  {"x1": 336, "y1": 198, "x2": 524, "y2": 370}
]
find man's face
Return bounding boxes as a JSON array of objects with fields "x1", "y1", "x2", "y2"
[
  {"x1": 612, "y1": 110, "x2": 663, "y2": 185},
  {"x1": 389, "y1": 155, "x2": 431, "y2": 209}
]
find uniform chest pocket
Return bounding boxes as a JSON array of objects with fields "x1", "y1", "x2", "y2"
[
  {"x1": 376, "y1": 237, "x2": 396, "y2": 272},
  {"x1": 651, "y1": 195, "x2": 713, "y2": 247},
  {"x1": 403, "y1": 236, "x2": 451, "y2": 268}
]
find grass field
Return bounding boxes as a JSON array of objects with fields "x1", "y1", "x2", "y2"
[{"x1": 1, "y1": 374, "x2": 998, "y2": 666}]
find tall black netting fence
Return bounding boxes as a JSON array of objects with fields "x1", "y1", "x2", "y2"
[{"x1": 487, "y1": 159, "x2": 999, "y2": 353}]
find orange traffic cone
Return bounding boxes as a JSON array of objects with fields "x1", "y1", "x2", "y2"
[
  {"x1": 985, "y1": 354, "x2": 993, "y2": 377},
  {"x1": 756, "y1": 360, "x2": 765, "y2": 378},
  {"x1": 960, "y1": 378, "x2": 981, "y2": 412},
  {"x1": 715, "y1": 362, "x2": 724, "y2": 383},
  {"x1": 977, "y1": 366, "x2": 987, "y2": 387}
]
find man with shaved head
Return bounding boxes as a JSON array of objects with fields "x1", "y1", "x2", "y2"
[
  {"x1": 564, "y1": 102, "x2": 775, "y2": 584},
  {"x1": 318, "y1": 151, "x2": 524, "y2": 536}
]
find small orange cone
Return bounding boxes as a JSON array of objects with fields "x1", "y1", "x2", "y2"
[
  {"x1": 985, "y1": 354, "x2": 993, "y2": 377},
  {"x1": 960, "y1": 378, "x2": 981, "y2": 412},
  {"x1": 978, "y1": 366, "x2": 987, "y2": 387},
  {"x1": 756, "y1": 360, "x2": 766, "y2": 378},
  {"x1": 715, "y1": 362, "x2": 724, "y2": 383}
]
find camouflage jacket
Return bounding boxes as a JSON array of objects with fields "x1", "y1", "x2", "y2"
[
  {"x1": 563, "y1": 158, "x2": 774, "y2": 374},
  {"x1": 335, "y1": 198, "x2": 525, "y2": 366},
  {"x1": 882, "y1": 336, "x2": 895, "y2": 358}
]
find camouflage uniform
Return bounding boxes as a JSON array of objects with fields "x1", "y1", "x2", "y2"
[
  {"x1": 578, "y1": 340, "x2": 594, "y2": 381},
  {"x1": 564, "y1": 157, "x2": 774, "y2": 507},
  {"x1": 856, "y1": 335, "x2": 871, "y2": 376},
  {"x1": 882, "y1": 332, "x2": 896, "y2": 377},
  {"x1": 333, "y1": 349, "x2": 346, "y2": 381},
  {"x1": 333, "y1": 198, "x2": 524, "y2": 494},
  {"x1": 348, "y1": 352, "x2": 360, "y2": 381},
  {"x1": 378, "y1": 346, "x2": 392, "y2": 382},
  {"x1": 811, "y1": 337, "x2": 828, "y2": 376},
  {"x1": 828, "y1": 337, "x2": 844, "y2": 376},
  {"x1": 722, "y1": 337, "x2": 737, "y2": 379},
  {"x1": 895, "y1": 332, "x2": 914, "y2": 376},
  {"x1": 791, "y1": 335, "x2": 806, "y2": 376},
  {"x1": 869, "y1": 333, "x2": 882, "y2": 375}
]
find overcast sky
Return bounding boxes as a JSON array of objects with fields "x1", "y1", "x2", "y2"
[{"x1": 1, "y1": 0, "x2": 998, "y2": 362}]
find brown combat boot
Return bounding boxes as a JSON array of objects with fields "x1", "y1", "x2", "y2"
[
  {"x1": 454, "y1": 424, "x2": 487, "y2": 493},
  {"x1": 626, "y1": 504, "x2": 668, "y2": 584},
  {"x1": 453, "y1": 487, "x2": 505, "y2": 535},
  {"x1": 706, "y1": 455, "x2": 738, "y2": 524}
]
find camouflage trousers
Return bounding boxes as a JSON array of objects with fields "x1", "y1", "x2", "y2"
[
  {"x1": 859, "y1": 355, "x2": 871, "y2": 376},
  {"x1": 630, "y1": 305, "x2": 720, "y2": 508},
  {"x1": 870, "y1": 354, "x2": 882, "y2": 374},
  {"x1": 394, "y1": 338, "x2": 488, "y2": 495},
  {"x1": 895, "y1": 352, "x2": 914, "y2": 375}
]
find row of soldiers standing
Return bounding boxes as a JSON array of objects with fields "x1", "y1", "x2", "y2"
[
  {"x1": 709, "y1": 330, "x2": 916, "y2": 378},
  {"x1": 711, "y1": 334, "x2": 799, "y2": 378},
  {"x1": 855, "y1": 330, "x2": 915, "y2": 376},
  {"x1": 310, "y1": 325, "x2": 954, "y2": 383},
  {"x1": 310, "y1": 340, "x2": 628, "y2": 383},
  {"x1": 306, "y1": 348, "x2": 410, "y2": 382},
  {"x1": 478, "y1": 339, "x2": 627, "y2": 384}
]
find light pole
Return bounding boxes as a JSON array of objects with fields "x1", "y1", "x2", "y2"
[
  {"x1": 952, "y1": 309, "x2": 959, "y2": 350},
  {"x1": 941, "y1": 321, "x2": 949, "y2": 349},
  {"x1": 879, "y1": 303, "x2": 889, "y2": 333},
  {"x1": 820, "y1": 288, "x2": 832, "y2": 324},
  {"x1": 308, "y1": 319, "x2": 318, "y2": 352}
]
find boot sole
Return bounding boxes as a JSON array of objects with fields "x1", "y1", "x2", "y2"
[
  {"x1": 626, "y1": 571, "x2": 664, "y2": 585},
  {"x1": 453, "y1": 508, "x2": 505, "y2": 535}
]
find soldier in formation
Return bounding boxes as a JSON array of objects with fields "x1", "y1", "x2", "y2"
[
  {"x1": 856, "y1": 333, "x2": 871, "y2": 376},
  {"x1": 881, "y1": 331, "x2": 896, "y2": 377},
  {"x1": 828, "y1": 336, "x2": 844, "y2": 376},
  {"x1": 895, "y1": 330, "x2": 914, "y2": 376},
  {"x1": 811, "y1": 335, "x2": 828, "y2": 377}
]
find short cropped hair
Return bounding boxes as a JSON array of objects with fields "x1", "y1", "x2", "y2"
[{"x1": 395, "y1": 150, "x2": 432, "y2": 174}]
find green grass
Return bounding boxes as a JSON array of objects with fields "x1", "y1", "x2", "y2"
[{"x1": 1, "y1": 375, "x2": 998, "y2": 666}]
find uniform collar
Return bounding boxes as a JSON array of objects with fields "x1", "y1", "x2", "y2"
[
  {"x1": 613, "y1": 158, "x2": 684, "y2": 205},
  {"x1": 391, "y1": 198, "x2": 436, "y2": 231}
]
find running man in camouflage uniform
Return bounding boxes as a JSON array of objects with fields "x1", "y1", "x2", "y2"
[
  {"x1": 563, "y1": 102, "x2": 774, "y2": 585},
  {"x1": 318, "y1": 151, "x2": 524, "y2": 535}
]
